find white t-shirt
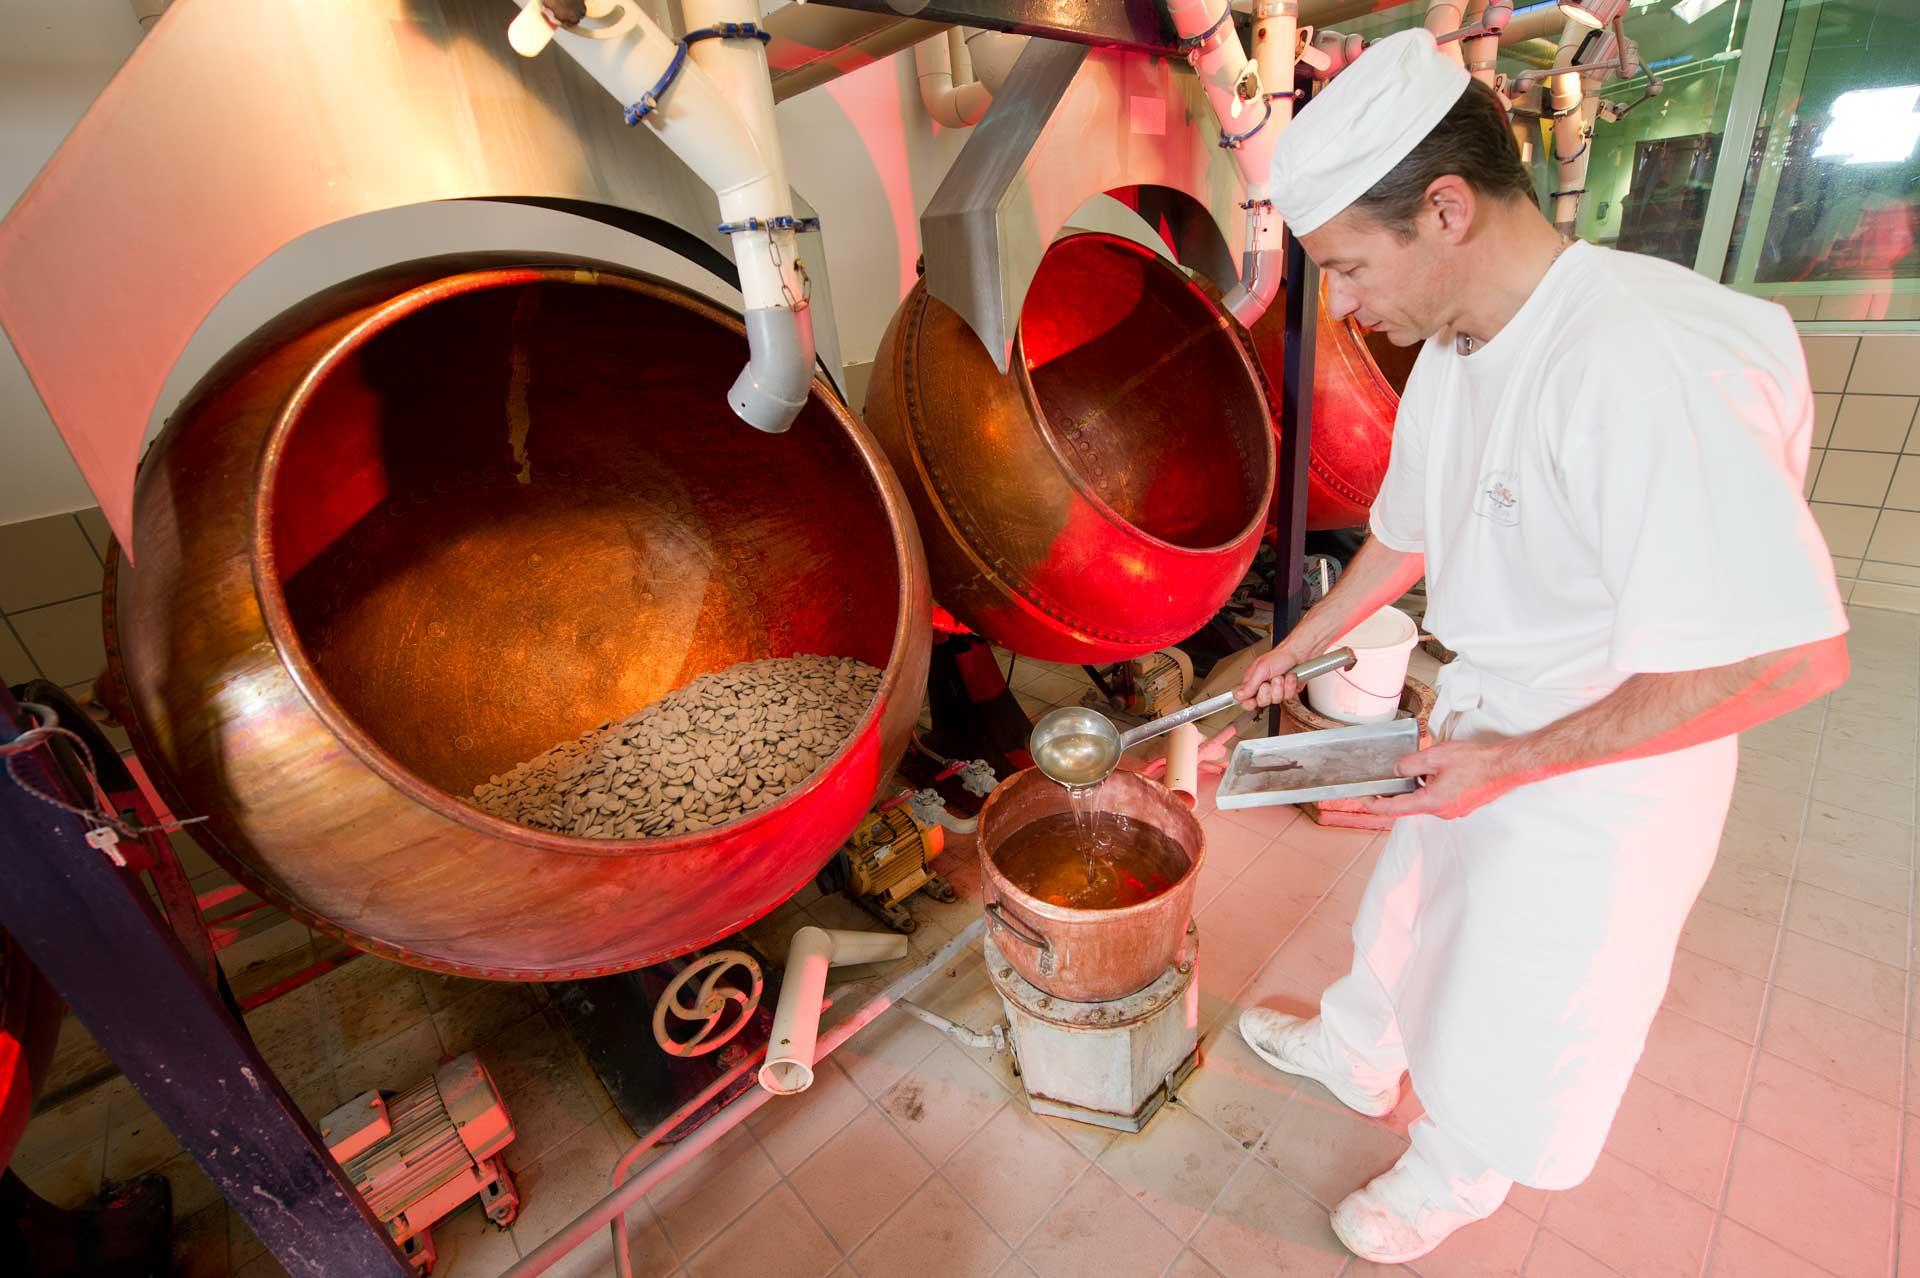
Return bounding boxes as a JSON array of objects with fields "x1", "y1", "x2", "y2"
[{"x1": 1369, "y1": 241, "x2": 1848, "y2": 696}]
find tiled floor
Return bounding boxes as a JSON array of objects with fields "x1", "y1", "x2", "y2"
[{"x1": 14, "y1": 603, "x2": 1920, "y2": 1276}]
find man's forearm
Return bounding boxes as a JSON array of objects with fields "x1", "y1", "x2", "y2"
[
  {"x1": 1293, "y1": 537, "x2": 1426, "y2": 653},
  {"x1": 1494, "y1": 635, "x2": 1850, "y2": 786}
]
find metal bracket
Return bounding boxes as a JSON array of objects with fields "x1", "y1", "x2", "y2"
[{"x1": 919, "y1": 39, "x2": 1247, "y2": 372}]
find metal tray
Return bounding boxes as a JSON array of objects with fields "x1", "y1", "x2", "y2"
[{"x1": 1217, "y1": 718, "x2": 1421, "y2": 809}]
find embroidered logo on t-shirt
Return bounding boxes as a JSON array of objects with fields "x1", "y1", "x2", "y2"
[{"x1": 1473, "y1": 471, "x2": 1520, "y2": 526}]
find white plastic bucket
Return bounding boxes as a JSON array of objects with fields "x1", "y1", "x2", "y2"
[{"x1": 1307, "y1": 606, "x2": 1417, "y2": 724}]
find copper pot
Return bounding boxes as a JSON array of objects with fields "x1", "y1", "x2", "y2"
[
  {"x1": 865, "y1": 233, "x2": 1275, "y2": 664},
  {"x1": 105, "y1": 256, "x2": 931, "y2": 980},
  {"x1": 1245, "y1": 280, "x2": 1416, "y2": 531},
  {"x1": 977, "y1": 770, "x2": 1204, "y2": 1001}
]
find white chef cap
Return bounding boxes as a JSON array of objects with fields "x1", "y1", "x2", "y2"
[{"x1": 1269, "y1": 29, "x2": 1472, "y2": 236}]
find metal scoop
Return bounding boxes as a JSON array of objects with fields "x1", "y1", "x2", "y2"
[{"x1": 1029, "y1": 648, "x2": 1358, "y2": 789}]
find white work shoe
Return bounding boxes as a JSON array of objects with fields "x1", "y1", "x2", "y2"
[
  {"x1": 1330, "y1": 1156, "x2": 1501, "y2": 1264},
  {"x1": 1236, "y1": 1010, "x2": 1401, "y2": 1118}
]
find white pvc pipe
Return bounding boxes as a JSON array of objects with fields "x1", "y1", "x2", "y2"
[
  {"x1": 914, "y1": 30, "x2": 993, "y2": 127},
  {"x1": 962, "y1": 29, "x2": 1028, "y2": 95},
  {"x1": 1165, "y1": 723, "x2": 1201, "y2": 809},
  {"x1": 1166, "y1": 0, "x2": 1293, "y2": 326},
  {"x1": 509, "y1": 0, "x2": 814, "y2": 432},
  {"x1": 760, "y1": 927, "x2": 910, "y2": 1094},
  {"x1": 1545, "y1": 3, "x2": 1624, "y2": 233}
]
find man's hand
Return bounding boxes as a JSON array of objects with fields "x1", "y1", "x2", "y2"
[
  {"x1": 1359, "y1": 739, "x2": 1519, "y2": 820},
  {"x1": 1237, "y1": 637, "x2": 1319, "y2": 710}
]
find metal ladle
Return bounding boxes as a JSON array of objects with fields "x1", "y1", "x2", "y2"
[{"x1": 1029, "y1": 649, "x2": 1359, "y2": 789}]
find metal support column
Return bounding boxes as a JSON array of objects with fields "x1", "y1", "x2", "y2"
[
  {"x1": 0, "y1": 687, "x2": 411, "y2": 1278},
  {"x1": 1269, "y1": 226, "x2": 1319, "y2": 737}
]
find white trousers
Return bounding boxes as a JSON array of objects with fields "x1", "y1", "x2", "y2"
[{"x1": 1320, "y1": 946, "x2": 1513, "y2": 1216}]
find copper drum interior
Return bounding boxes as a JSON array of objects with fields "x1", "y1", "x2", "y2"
[
  {"x1": 865, "y1": 233, "x2": 1275, "y2": 664},
  {"x1": 1247, "y1": 280, "x2": 1417, "y2": 531},
  {"x1": 107, "y1": 257, "x2": 931, "y2": 979},
  {"x1": 977, "y1": 769, "x2": 1205, "y2": 1002}
]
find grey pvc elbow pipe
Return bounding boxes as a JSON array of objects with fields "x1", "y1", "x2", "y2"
[
  {"x1": 729, "y1": 304, "x2": 816, "y2": 433},
  {"x1": 1224, "y1": 246, "x2": 1284, "y2": 328}
]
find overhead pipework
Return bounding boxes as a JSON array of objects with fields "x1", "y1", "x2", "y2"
[
  {"x1": 1163, "y1": 0, "x2": 1297, "y2": 327},
  {"x1": 912, "y1": 27, "x2": 1030, "y2": 128},
  {"x1": 915, "y1": 28, "x2": 994, "y2": 127},
  {"x1": 509, "y1": 0, "x2": 816, "y2": 433}
]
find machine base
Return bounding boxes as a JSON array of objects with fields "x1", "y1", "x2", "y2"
[
  {"x1": 1022, "y1": 1047, "x2": 1200, "y2": 1134},
  {"x1": 986, "y1": 927, "x2": 1200, "y2": 1130}
]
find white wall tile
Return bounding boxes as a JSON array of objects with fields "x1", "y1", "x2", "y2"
[
  {"x1": 1850, "y1": 335, "x2": 1920, "y2": 396},
  {"x1": 1802, "y1": 335, "x2": 1861, "y2": 394}
]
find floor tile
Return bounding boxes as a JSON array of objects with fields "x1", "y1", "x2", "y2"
[
  {"x1": 1096, "y1": 1102, "x2": 1247, "y2": 1241},
  {"x1": 1813, "y1": 766, "x2": 1916, "y2": 826},
  {"x1": 1723, "y1": 1129, "x2": 1891, "y2": 1278},
  {"x1": 1795, "y1": 841, "x2": 1913, "y2": 911},
  {"x1": 1706, "y1": 1218, "x2": 1839, "y2": 1277},
  {"x1": 1804, "y1": 802, "x2": 1913, "y2": 867},
  {"x1": 1634, "y1": 1009, "x2": 1753, "y2": 1117},
  {"x1": 1523, "y1": 1229, "x2": 1623, "y2": 1277},
  {"x1": 1663, "y1": 948, "x2": 1767, "y2": 1043},
  {"x1": 8, "y1": 595, "x2": 107, "y2": 687},
  {"x1": 686, "y1": 1183, "x2": 841, "y2": 1278},
  {"x1": 1772, "y1": 930, "x2": 1907, "y2": 1029},
  {"x1": 103, "y1": 1100, "x2": 182, "y2": 1181},
  {"x1": 836, "y1": 1004, "x2": 949, "y2": 1100},
  {"x1": 1762, "y1": 987, "x2": 1905, "y2": 1105},
  {"x1": 1903, "y1": 1205, "x2": 1920, "y2": 1278},
  {"x1": 791, "y1": 1106, "x2": 932, "y2": 1252},
  {"x1": 1164, "y1": 1249, "x2": 1225, "y2": 1277},
  {"x1": 1540, "y1": 1153, "x2": 1712, "y2": 1278},
  {"x1": 424, "y1": 1197, "x2": 525, "y2": 1278},
  {"x1": 1185, "y1": 1156, "x2": 1347, "y2": 1278},
  {"x1": 432, "y1": 982, "x2": 541, "y2": 1058},
  {"x1": 1738, "y1": 742, "x2": 1818, "y2": 795},
  {"x1": 1732, "y1": 780, "x2": 1812, "y2": 835},
  {"x1": 1699, "y1": 858, "x2": 1791, "y2": 923},
  {"x1": 747, "y1": 1057, "x2": 869, "y2": 1174},
  {"x1": 1785, "y1": 881, "x2": 1909, "y2": 967},
  {"x1": 1178, "y1": 1019, "x2": 1302, "y2": 1152},
  {"x1": 644, "y1": 1123, "x2": 779, "y2": 1257},
  {"x1": 1270, "y1": 819, "x2": 1377, "y2": 875},
  {"x1": 1017, "y1": 1167, "x2": 1184, "y2": 1278},
  {"x1": 878, "y1": 1040, "x2": 1009, "y2": 1165},
  {"x1": 1820, "y1": 735, "x2": 1919, "y2": 787},
  {"x1": 13, "y1": 1079, "x2": 114, "y2": 1174},
  {"x1": 1601, "y1": 1074, "x2": 1735, "y2": 1205},
  {"x1": 1254, "y1": 1088, "x2": 1407, "y2": 1211},
  {"x1": 1404, "y1": 1204, "x2": 1539, "y2": 1278},
  {"x1": 944, "y1": 1101, "x2": 1088, "y2": 1245},
  {"x1": 1212, "y1": 799, "x2": 1301, "y2": 846},
  {"x1": 1679, "y1": 898, "x2": 1782, "y2": 978},
  {"x1": 1743, "y1": 1052, "x2": 1899, "y2": 1192},
  {"x1": 0, "y1": 511, "x2": 105, "y2": 611},
  {"x1": 852, "y1": 1174, "x2": 1010, "y2": 1278},
  {"x1": 1507, "y1": 1184, "x2": 1552, "y2": 1221},
  {"x1": 1717, "y1": 815, "x2": 1800, "y2": 876},
  {"x1": 19, "y1": 1136, "x2": 107, "y2": 1209},
  {"x1": 1196, "y1": 815, "x2": 1276, "y2": 881},
  {"x1": 336, "y1": 1020, "x2": 447, "y2": 1101},
  {"x1": 1905, "y1": 1112, "x2": 1920, "y2": 1207}
]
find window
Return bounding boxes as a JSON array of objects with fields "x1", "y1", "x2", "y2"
[{"x1": 1721, "y1": 0, "x2": 1920, "y2": 321}]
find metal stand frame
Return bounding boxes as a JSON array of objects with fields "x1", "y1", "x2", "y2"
[
  {"x1": 0, "y1": 686, "x2": 411, "y2": 1277},
  {"x1": 1269, "y1": 226, "x2": 1319, "y2": 737}
]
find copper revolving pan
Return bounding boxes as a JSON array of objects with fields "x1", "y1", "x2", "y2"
[{"x1": 105, "y1": 256, "x2": 931, "y2": 979}]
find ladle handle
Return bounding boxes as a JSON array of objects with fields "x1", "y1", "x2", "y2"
[{"x1": 1113, "y1": 648, "x2": 1358, "y2": 752}]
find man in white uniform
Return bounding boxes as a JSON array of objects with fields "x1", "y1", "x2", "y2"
[{"x1": 1233, "y1": 29, "x2": 1852, "y2": 1265}]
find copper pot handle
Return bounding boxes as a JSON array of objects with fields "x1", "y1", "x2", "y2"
[{"x1": 984, "y1": 901, "x2": 1055, "y2": 977}]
